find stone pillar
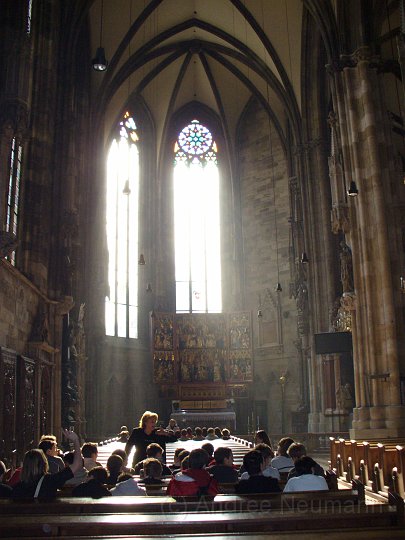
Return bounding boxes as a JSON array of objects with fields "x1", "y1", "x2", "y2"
[{"x1": 330, "y1": 47, "x2": 405, "y2": 437}]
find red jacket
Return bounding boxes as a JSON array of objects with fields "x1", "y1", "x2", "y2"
[{"x1": 167, "y1": 468, "x2": 218, "y2": 497}]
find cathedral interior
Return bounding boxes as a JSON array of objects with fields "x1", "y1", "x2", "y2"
[{"x1": 0, "y1": 0, "x2": 405, "y2": 462}]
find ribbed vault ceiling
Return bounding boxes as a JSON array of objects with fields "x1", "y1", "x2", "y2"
[{"x1": 88, "y1": 0, "x2": 305, "y2": 152}]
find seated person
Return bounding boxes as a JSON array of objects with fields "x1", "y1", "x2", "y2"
[
  {"x1": 166, "y1": 418, "x2": 179, "y2": 431},
  {"x1": 111, "y1": 448, "x2": 134, "y2": 474},
  {"x1": 201, "y1": 442, "x2": 214, "y2": 466},
  {"x1": 63, "y1": 451, "x2": 88, "y2": 486},
  {"x1": 214, "y1": 427, "x2": 222, "y2": 438},
  {"x1": 254, "y1": 430, "x2": 272, "y2": 449},
  {"x1": 106, "y1": 454, "x2": 124, "y2": 485},
  {"x1": 241, "y1": 443, "x2": 279, "y2": 480},
  {"x1": 0, "y1": 461, "x2": 12, "y2": 497},
  {"x1": 206, "y1": 447, "x2": 238, "y2": 483},
  {"x1": 221, "y1": 428, "x2": 231, "y2": 440},
  {"x1": 178, "y1": 429, "x2": 189, "y2": 442},
  {"x1": 167, "y1": 448, "x2": 218, "y2": 497},
  {"x1": 271, "y1": 437, "x2": 294, "y2": 472},
  {"x1": 72, "y1": 466, "x2": 112, "y2": 498},
  {"x1": 193, "y1": 427, "x2": 205, "y2": 441},
  {"x1": 38, "y1": 438, "x2": 65, "y2": 474},
  {"x1": 287, "y1": 443, "x2": 324, "y2": 479},
  {"x1": 202, "y1": 427, "x2": 208, "y2": 438},
  {"x1": 81, "y1": 442, "x2": 102, "y2": 471},
  {"x1": 236, "y1": 450, "x2": 281, "y2": 494},
  {"x1": 110, "y1": 472, "x2": 146, "y2": 496},
  {"x1": 138, "y1": 458, "x2": 165, "y2": 485},
  {"x1": 186, "y1": 427, "x2": 194, "y2": 440},
  {"x1": 171, "y1": 449, "x2": 190, "y2": 474},
  {"x1": 205, "y1": 427, "x2": 218, "y2": 440},
  {"x1": 12, "y1": 430, "x2": 81, "y2": 498},
  {"x1": 134, "y1": 443, "x2": 172, "y2": 476},
  {"x1": 117, "y1": 426, "x2": 130, "y2": 443},
  {"x1": 170, "y1": 447, "x2": 186, "y2": 472},
  {"x1": 283, "y1": 456, "x2": 329, "y2": 492}
]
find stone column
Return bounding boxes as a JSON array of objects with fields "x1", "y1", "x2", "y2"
[{"x1": 330, "y1": 47, "x2": 405, "y2": 437}]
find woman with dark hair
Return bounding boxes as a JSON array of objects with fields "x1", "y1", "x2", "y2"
[
  {"x1": 125, "y1": 410, "x2": 177, "y2": 467},
  {"x1": 12, "y1": 430, "x2": 81, "y2": 498},
  {"x1": 254, "y1": 430, "x2": 272, "y2": 448}
]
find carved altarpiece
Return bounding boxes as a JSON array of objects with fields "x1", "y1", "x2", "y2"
[{"x1": 151, "y1": 312, "x2": 253, "y2": 401}]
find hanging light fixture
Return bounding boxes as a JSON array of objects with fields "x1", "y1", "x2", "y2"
[
  {"x1": 347, "y1": 180, "x2": 358, "y2": 197},
  {"x1": 257, "y1": 309, "x2": 263, "y2": 318},
  {"x1": 92, "y1": 0, "x2": 108, "y2": 71},
  {"x1": 138, "y1": 253, "x2": 145, "y2": 265},
  {"x1": 275, "y1": 282, "x2": 283, "y2": 293},
  {"x1": 301, "y1": 252, "x2": 309, "y2": 264}
]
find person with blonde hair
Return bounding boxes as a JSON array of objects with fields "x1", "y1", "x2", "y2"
[
  {"x1": 12, "y1": 430, "x2": 82, "y2": 498},
  {"x1": 125, "y1": 410, "x2": 177, "y2": 467}
]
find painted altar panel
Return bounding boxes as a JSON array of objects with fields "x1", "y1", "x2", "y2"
[{"x1": 152, "y1": 312, "x2": 253, "y2": 387}]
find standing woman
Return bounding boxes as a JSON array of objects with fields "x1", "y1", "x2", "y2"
[
  {"x1": 12, "y1": 429, "x2": 82, "y2": 498},
  {"x1": 125, "y1": 411, "x2": 178, "y2": 467}
]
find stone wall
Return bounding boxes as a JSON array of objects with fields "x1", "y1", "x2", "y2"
[{"x1": 237, "y1": 99, "x2": 302, "y2": 433}]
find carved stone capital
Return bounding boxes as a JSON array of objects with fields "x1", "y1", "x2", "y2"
[{"x1": 340, "y1": 46, "x2": 380, "y2": 68}]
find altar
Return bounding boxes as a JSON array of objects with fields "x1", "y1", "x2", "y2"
[{"x1": 172, "y1": 409, "x2": 236, "y2": 430}]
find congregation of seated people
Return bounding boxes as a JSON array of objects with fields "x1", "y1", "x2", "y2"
[{"x1": 0, "y1": 412, "x2": 332, "y2": 500}]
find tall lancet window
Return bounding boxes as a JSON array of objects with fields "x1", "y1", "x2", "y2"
[
  {"x1": 6, "y1": 137, "x2": 23, "y2": 266},
  {"x1": 105, "y1": 112, "x2": 139, "y2": 338},
  {"x1": 173, "y1": 119, "x2": 222, "y2": 313}
]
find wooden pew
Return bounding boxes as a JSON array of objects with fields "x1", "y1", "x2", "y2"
[
  {"x1": 330, "y1": 438, "x2": 405, "y2": 496},
  {"x1": 0, "y1": 502, "x2": 401, "y2": 538},
  {"x1": 0, "y1": 482, "x2": 366, "y2": 515}
]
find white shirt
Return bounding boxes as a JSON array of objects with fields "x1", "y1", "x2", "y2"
[
  {"x1": 110, "y1": 478, "x2": 146, "y2": 496},
  {"x1": 283, "y1": 473, "x2": 329, "y2": 493},
  {"x1": 271, "y1": 455, "x2": 294, "y2": 472}
]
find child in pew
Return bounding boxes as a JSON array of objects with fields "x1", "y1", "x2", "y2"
[
  {"x1": 12, "y1": 430, "x2": 82, "y2": 498},
  {"x1": 193, "y1": 427, "x2": 205, "y2": 441},
  {"x1": 178, "y1": 429, "x2": 189, "y2": 442},
  {"x1": 283, "y1": 456, "x2": 329, "y2": 493},
  {"x1": 286, "y1": 443, "x2": 324, "y2": 479},
  {"x1": 254, "y1": 430, "x2": 273, "y2": 449},
  {"x1": 205, "y1": 427, "x2": 218, "y2": 440},
  {"x1": 63, "y1": 451, "x2": 88, "y2": 486},
  {"x1": 171, "y1": 450, "x2": 190, "y2": 474},
  {"x1": 72, "y1": 466, "x2": 112, "y2": 498},
  {"x1": 236, "y1": 450, "x2": 281, "y2": 494},
  {"x1": 111, "y1": 448, "x2": 134, "y2": 474},
  {"x1": 201, "y1": 442, "x2": 215, "y2": 465},
  {"x1": 138, "y1": 458, "x2": 165, "y2": 485},
  {"x1": 240, "y1": 444, "x2": 280, "y2": 480},
  {"x1": 38, "y1": 438, "x2": 65, "y2": 474},
  {"x1": 169, "y1": 448, "x2": 186, "y2": 472},
  {"x1": 81, "y1": 442, "x2": 102, "y2": 471},
  {"x1": 206, "y1": 447, "x2": 239, "y2": 483},
  {"x1": 110, "y1": 473, "x2": 146, "y2": 496},
  {"x1": 167, "y1": 448, "x2": 219, "y2": 497},
  {"x1": 106, "y1": 454, "x2": 124, "y2": 485},
  {"x1": 221, "y1": 428, "x2": 231, "y2": 440},
  {"x1": 271, "y1": 437, "x2": 295, "y2": 473},
  {"x1": 117, "y1": 426, "x2": 130, "y2": 443},
  {"x1": 133, "y1": 443, "x2": 172, "y2": 476}
]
